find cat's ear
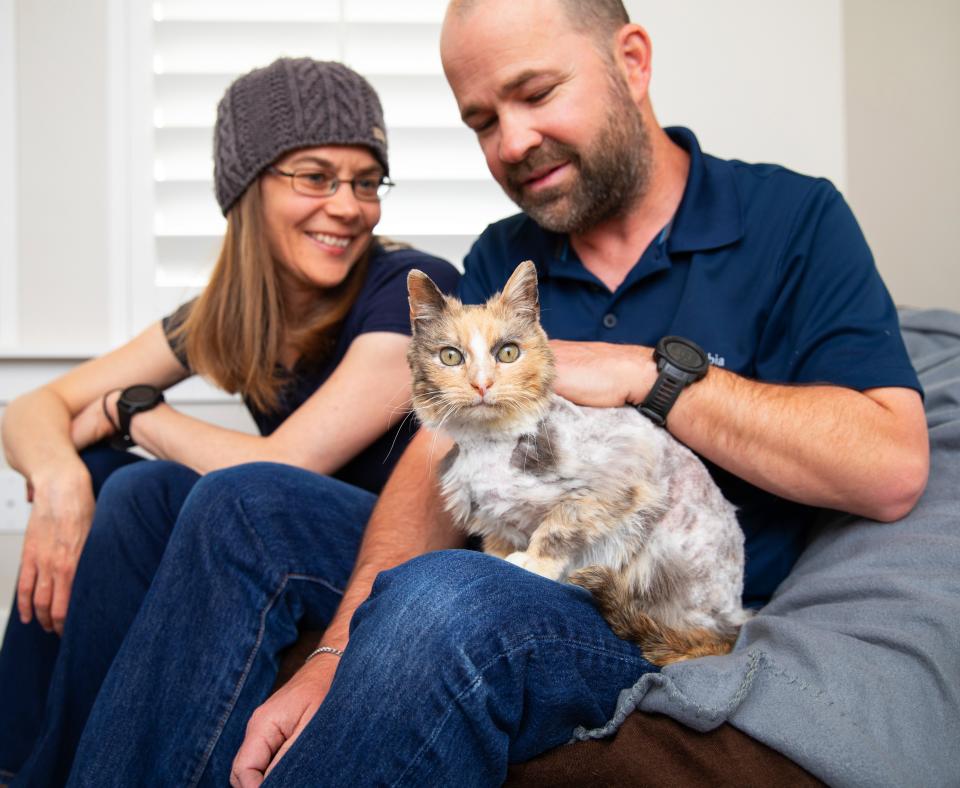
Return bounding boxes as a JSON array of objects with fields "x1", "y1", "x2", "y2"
[
  {"x1": 498, "y1": 260, "x2": 540, "y2": 323},
  {"x1": 408, "y1": 269, "x2": 448, "y2": 330}
]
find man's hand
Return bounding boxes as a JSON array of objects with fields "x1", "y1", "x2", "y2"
[
  {"x1": 230, "y1": 652, "x2": 340, "y2": 788},
  {"x1": 17, "y1": 469, "x2": 95, "y2": 634},
  {"x1": 549, "y1": 339, "x2": 655, "y2": 407}
]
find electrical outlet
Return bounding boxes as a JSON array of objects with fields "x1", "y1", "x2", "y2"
[{"x1": 0, "y1": 469, "x2": 30, "y2": 532}]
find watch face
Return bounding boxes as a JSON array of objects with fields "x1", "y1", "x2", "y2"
[
  {"x1": 661, "y1": 337, "x2": 709, "y2": 376},
  {"x1": 123, "y1": 384, "x2": 159, "y2": 406},
  {"x1": 668, "y1": 341, "x2": 702, "y2": 367}
]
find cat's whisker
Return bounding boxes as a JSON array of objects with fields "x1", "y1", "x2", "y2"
[
  {"x1": 410, "y1": 390, "x2": 452, "y2": 411},
  {"x1": 387, "y1": 404, "x2": 415, "y2": 420},
  {"x1": 426, "y1": 404, "x2": 462, "y2": 474},
  {"x1": 382, "y1": 407, "x2": 422, "y2": 465}
]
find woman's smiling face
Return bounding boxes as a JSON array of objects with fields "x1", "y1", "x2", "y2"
[{"x1": 260, "y1": 145, "x2": 383, "y2": 301}]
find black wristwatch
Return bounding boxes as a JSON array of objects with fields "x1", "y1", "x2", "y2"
[
  {"x1": 112, "y1": 384, "x2": 165, "y2": 449},
  {"x1": 636, "y1": 336, "x2": 709, "y2": 427}
]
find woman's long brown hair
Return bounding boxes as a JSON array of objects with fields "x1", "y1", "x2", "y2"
[{"x1": 169, "y1": 183, "x2": 370, "y2": 413}]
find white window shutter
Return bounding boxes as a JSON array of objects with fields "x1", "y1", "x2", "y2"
[{"x1": 135, "y1": 0, "x2": 515, "y2": 327}]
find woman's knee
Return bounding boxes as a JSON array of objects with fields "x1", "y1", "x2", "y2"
[
  {"x1": 79, "y1": 442, "x2": 144, "y2": 496},
  {"x1": 185, "y1": 463, "x2": 314, "y2": 518},
  {"x1": 82, "y1": 461, "x2": 199, "y2": 569},
  {"x1": 184, "y1": 463, "x2": 369, "y2": 538},
  {"x1": 94, "y1": 461, "x2": 197, "y2": 531}
]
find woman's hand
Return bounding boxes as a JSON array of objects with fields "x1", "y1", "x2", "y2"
[
  {"x1": 17, "y1": 467, "x2": 96, "y2": 634},
  {"x1": 69, "y1": 390, "x2": 122, "y2": 450},
  {"x1": 230, "y1": 652, "x2": 340, "y2": 787}
]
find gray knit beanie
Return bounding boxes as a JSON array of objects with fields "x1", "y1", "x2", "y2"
[{"x1": 213, "y1": 58, "x2": 389, "y2": 216}]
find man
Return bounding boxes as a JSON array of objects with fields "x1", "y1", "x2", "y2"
[
  {"x1": 227, "y1": 0, "x2": 925, "y2": 781},
  {"x1": 69, "y1": 1, "x2": 930, "y2": 785}
]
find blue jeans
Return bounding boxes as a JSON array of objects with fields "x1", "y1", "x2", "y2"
[
  {"x1": 68, "y1": 463, "x2": 375, "y2": 786},
  {"x1": 0, "y1": 446, "x2": 200, "y2": 787},
  {"x1": 68, "y1": 464, "x2": 657, "y2": 787},
  {"x1": 0, "y1": 444, "x2": 156, "y2": 783}
]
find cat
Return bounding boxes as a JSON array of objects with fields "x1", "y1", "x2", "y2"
[{"x1": 406, "y1": 260, "x2": 750, "y2": 665}]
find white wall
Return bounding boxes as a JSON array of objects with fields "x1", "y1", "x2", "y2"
[
  {"x1": 14, "y1": 0, "x2": 113, "y2": 352},
  {"x1": 0, "y1": 0, "x2": 16, "y2": 352}
]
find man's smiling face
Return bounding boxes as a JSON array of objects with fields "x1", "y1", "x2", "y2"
[{"x1": 441, "y1": 0, "x2": 650, "y2": 234}]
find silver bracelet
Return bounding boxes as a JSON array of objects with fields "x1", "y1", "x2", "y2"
[{"x1": 304, "y1": 644, "x2": 344, "y2": 664}]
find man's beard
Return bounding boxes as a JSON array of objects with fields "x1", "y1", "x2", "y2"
[{"x1": 503, "y1": 75, "x2": 652, "y2": 235}]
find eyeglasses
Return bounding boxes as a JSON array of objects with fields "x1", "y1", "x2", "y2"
[{"x1": 269, "y1": 166, "x2": 394, "y2": 202}]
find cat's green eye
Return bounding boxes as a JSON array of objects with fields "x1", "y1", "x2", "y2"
[
  {"x1": 440, "y1": 347, "x2": 463, "y2": 366},
  {"x1": 497, "y1": 343, "x2": 520, "y2": 363}
]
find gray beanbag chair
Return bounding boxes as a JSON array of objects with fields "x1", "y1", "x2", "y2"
[{"x1": 576, "y1": 308, "x2": 960, "y2": 788}]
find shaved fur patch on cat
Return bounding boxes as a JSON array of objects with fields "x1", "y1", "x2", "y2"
[
  {"x1": 406, "y1": 261, "x2": 750, "y2": 666},
  {"x1": 510, "y1": 421, "x2": 560, "y2": 476},
  {"x1": 438, "y1": 444, "x2": 460, "y2": 477}
]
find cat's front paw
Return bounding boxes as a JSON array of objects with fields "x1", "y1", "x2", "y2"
[
  {"x1": 505, "y1": 551, "x2": 532, "y2": 570},
  {"x1": 505, "y1": 551, "x2": 563, "y2": 580}
]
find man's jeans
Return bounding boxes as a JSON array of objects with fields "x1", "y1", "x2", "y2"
[{"x1": 68, "y1": 463, "x2": 657, "y2": 787}]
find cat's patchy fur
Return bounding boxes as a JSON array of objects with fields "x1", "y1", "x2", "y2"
[{"x1": 407, "y1": 261, "x2": 749, "y2": 665}]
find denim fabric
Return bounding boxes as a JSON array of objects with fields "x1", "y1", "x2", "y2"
[
  {"x1": 68, "y1": 463, "x2": 376, "y2": 787},
  {"x1": 2, "y1": 451, "x2": 199, "y2": 787},
  {"x1": 265, "y1": 552, "x2": 658, "y2": 787},
  {"x1": 66, "y1": 461, "x2": 657, "y2": 787},
  {"x1": 0, "y1": 443, "x2": 147, "y2": 782}
]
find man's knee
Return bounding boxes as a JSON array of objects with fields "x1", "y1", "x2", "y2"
[{"x1": 355, "y1": 550, "x2": 537, "y2": 648}]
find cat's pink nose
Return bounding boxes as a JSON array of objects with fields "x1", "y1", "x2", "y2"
[{"x1": 472, "y1": 381, "x2": 492, "y2": 396}]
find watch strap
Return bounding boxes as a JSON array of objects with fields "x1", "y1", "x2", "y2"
[
  {"x1": 637, "y1": 365, "x2": 689, "y2": 427},
  {"x1": 111, "y1": 385, "x2": 165, "y2": 450},
  {"x1": 637, "y1": 336, "x2": 709, "y2": 427},
  {"x1": 114, "y1": 405, "x2": 137, "y2": 450}
]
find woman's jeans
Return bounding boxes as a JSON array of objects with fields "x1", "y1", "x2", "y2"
[
  {"x1": 0, "y1": 444, "x2": 199, "y2": 787},
  {"x1": 66, "y1": 463, "x2": 658, "y2": 787}
]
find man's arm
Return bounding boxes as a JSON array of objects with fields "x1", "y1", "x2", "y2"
[
  {"x1": 230, "y1": 428, "x2": 465, "y2": 788},
  {"x1": 550, "y1": 340, "x2": 929, "y2": 523}
]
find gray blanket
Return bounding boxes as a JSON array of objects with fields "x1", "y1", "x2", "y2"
[{"x1": 577, "y1": 308, "x2": 960, "y2": 787}]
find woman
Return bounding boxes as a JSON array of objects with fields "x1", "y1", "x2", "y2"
[{"x1": 0, "y1": 57, "x2": 458, "y2": 786}]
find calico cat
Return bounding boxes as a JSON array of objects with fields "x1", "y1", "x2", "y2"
[{"x1": 406, "y1": 261, "x2": 750, "y2": 665}]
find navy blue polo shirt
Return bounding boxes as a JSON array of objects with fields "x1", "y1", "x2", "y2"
[
  {"x1": 460, "y1": 127, "x2": 920, "y2": 606},
  {"x1": 164, "y1": 241, "x2": 460, "y2": 494}
]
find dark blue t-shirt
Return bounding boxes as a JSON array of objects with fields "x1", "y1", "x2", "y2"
[
  {"x1": 163, "y1": 240, "x2": 460, "y2": 494},
  {"x1": 460, "y1": 127, "x2": 921, "y2": 606}
]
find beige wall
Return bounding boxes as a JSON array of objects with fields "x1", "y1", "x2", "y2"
[{"x1": 843, "y1": 0, "x2": 960, "y2": 311}]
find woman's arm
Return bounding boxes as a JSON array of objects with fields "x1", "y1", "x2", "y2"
[
  {"x1": 115, "y1": 331, "x2": 414, "y2": 476},
  {"x1": 1, "y1": 321, "x2": 189, "y2": 633}
]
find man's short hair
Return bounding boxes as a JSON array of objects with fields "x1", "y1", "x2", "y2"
[{"x1": 449, "y1": 0, "x2": 630, "y2": 60}]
